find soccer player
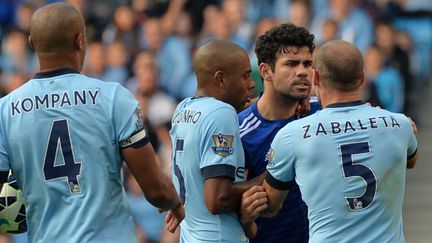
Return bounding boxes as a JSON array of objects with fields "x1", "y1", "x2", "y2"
[
  {"x1": 0, "y1": 3, "x2": 184, "y2": 242},
  {"x1": 262, "y1": 40, "x2": 418, "y2": 242},
  {"x1": 169, "y1": 39, "x2": 267, "y2": 242},
  {"x1": 238, "y1": 23, "x2": 319, "y2": 242}
]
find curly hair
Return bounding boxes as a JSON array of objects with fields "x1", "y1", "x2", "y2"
[{"x1": 255, "y1": 23, "x2": 315, "y2": 70}]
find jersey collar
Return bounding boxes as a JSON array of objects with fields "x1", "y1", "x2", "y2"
[
  {"x1": 326, "y1": 100, "x2": 364, "y2": 108},
  {"x1": 34, "y1": 68, "x2": 79, "y2": 79}
]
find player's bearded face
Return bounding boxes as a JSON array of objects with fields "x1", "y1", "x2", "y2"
[{"x1": 272, "y1": 47, "x2": 313, "y2": 100}]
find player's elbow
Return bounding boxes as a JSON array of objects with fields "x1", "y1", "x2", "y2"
[
  {"x1": 406, "y1": 152, "x2": 418, "y2": 169},
  {"x1": 406, "y1": 160, "x2": 416, "y2": 169},
  {"x1": 205, "y1": 193, "x2": 231, "y2": 214}
]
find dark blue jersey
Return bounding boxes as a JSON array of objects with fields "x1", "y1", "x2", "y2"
[{"x1": 238, "y1": 98, "x2": 321, "y2": 242}]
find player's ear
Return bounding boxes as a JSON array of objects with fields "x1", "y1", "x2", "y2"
[
  {"x1": 214, "y1": 70, "x2": 225, "y2": 88},
  {"x1": 358, "y1": 71, "x2": 365, "y2": 88},
  {"x1": 28, "y1": 36, "x2": 34, "y2": 50},
  {"x1": 313, "y1": 69, "x2": 320, "y2": 87},
  {"x1": 259, "y1": 63, "x2": 272, "y2": 81},
  {"x1": 74, "y1": 33, "x2": 85, "y2": 51}
]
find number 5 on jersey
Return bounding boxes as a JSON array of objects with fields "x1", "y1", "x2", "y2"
[
  {"x1": 173, "y1": 138, "x2": 186, "y2": 204},
  {"x1": 340, "y1": 142, "x2": 377, "y2": 211},
  {"x1": 43, "y1": 119, "x2": 82, "y2": 194}
]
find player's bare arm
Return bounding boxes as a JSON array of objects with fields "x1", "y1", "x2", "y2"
[
  {"x1": 260, "y1": 178, "x2": 289, "y2": 217},
  {"x1": 122, "y1": 143, "x2": 183, "y2": 211},
  {"x1": 203, "y1": 173, "x2": 265, "y2": 214}
]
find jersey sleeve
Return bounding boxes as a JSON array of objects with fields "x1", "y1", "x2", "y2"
[
  {"x1": 199, "y1": 107, "x2": 242, "y2": 181},
  {"x1": 405, "y1": 117, "x2": 418, "y2": 159},
  {"x1": 113, "y1": 85, "x2": 149, "y2": 149},
  {"x1": 265, "y1": 128, "x2": 295, "y2": 190}
]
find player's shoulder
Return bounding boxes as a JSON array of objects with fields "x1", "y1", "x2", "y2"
[{"x1": 189, "y1": 97, "x2": 236, "y2": 115}]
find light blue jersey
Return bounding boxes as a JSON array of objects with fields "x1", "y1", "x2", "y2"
[
  {"x1": 170, "y1": 97, "x2": 247, "y2": 243},
  {"x1": 266, "y1": 101, "x2": 417, "y2": 243},
  {"x1": 0, "y1": 68, "x2": 148, "y2": 243}
]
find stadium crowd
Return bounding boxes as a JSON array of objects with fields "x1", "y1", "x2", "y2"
[{"x1": 0, "y1": 0, "x2": 430, "y2": 242}]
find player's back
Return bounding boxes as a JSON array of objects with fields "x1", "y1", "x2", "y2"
[
  {"x1": 276, "y1": 101, "x2": 416, "y2": 243},
  {"x1": 170, "y1": 97, "x2": 247, "y2": 243},
  {"x1": 0, "y1": 69, "x2": 137, "y2": 242}
]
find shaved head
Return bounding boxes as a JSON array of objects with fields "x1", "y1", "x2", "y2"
[
  {"x1": 314, "y1": 40, "x2": 363, "y2": 91},
  {"x1": 193, "y1": 39, "x2": 253, "y2": 111},
  {"x1": 30, "y1": 2, "x2": 85, "y2": 54},
  {"x1": 193, "y1": 39, "x2": 248, "y2": 87}
]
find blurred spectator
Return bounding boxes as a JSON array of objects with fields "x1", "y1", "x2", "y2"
[
  {"x1": 82, "y1": 41, "x2": 106, "y2": 79},
  {"x1": 320, "y1": 18, "x2": 339, "y2": 45},
  {"x1": 363, "y1": 46, "x2": 404, "y2": 113},
  {"x1": 374, "y1": 20, "x2": 413, "y2": 113},
  {"x1": 287, "y1": 0, "x2": 311, "y2": 28},
  {"x1": 311, "y1": 0, "x2": 373, "y2": 53},
  {"x1": 103, "y1": 4, "x2": 140, "y2": 61},
  {"x1": 104, "y1": 41, "x2": 129, "y2": 85},
  {"x1": 0, "y1": 29, "x2": 37, "y2": 78},
  {"x1": 14, "y1": 3, "x2": 36, "y2": 35},
  {"x1": 126, "y1": 51, "x2": 177, "y2": 170},
  {"x1": 221, "y1": 0, "x2": 254, "y2": 50},
  {"x1": 125, "y1": 170, "x2": 165, "y2": 243},
  {"x1": 140, "y1": 18, "x2": 193, "y2": 100},
  {"x1": 248, "y1": 18, "x2": 277, "y2": 96}
]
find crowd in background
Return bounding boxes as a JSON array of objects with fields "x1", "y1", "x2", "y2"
[{"x1": 0, "y1": 0, "x2": 431, "y2": 242}]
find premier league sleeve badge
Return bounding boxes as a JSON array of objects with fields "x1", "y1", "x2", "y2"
[{"x1": 211, "y1": 133, "x2": 234, "y2": 157}]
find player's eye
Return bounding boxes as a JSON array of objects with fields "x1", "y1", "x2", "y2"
[{"x1": 303, "y1": 61, "x2": 313, "y2": 68}]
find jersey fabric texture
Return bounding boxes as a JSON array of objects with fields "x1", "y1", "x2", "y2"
[
  {"x1": 0, "y1": 68, "x2": 147, "y2": 243},
  {"x1": 170, "y1": 97, "x2": 247, "y2": 243},
  {"x1": 238, "y1": 98, "x2": 321, "y2": 243},
  {"x1": 267, "y1": 101, "x2": 417, "y2": 243}
]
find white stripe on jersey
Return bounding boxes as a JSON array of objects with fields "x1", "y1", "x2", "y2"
[
  {"x1": 239, "y1": 113, "x2": 255, "y2": 130},
  {"x1": 239, "y1": 117, "x2": 258, "y2": 134},
  {"x1": 240, "y1": 119, "x2": 262, "y2": 138},
  {"x1": 120, "y1": 129, "x2": 147, "y2": 148}
]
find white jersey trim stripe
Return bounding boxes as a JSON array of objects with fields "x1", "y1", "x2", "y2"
[
  {"x1": 240, "y1": 120, "x2": 262, "y2": 138},
  {"x1": 239, "y1": 113, "x2": 255, "y2": 130},
  {"x1": 239, "y1": 116, "x2": 258, "y2": 133},
  {"x1": 120, "y1": 129, "x2": 147, "y2": 148}
]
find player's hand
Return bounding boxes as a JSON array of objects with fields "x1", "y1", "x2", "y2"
[
  {"x1": 165, "y1": 204, "x2": 185, "y2": 233},
  {"x1": 295, "y1": 97, "x2": 311, "y2": 117},
  {"x1": 240, "y1": 186, "x2": 267, "y2": 225}
]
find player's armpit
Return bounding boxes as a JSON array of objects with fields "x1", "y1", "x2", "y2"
[
  {"x1": 260, "y1": 179, "x2": 289, "y2": 218},
  {"x1": 407, "y1": 149, "x2": 418, "y2": 169}
]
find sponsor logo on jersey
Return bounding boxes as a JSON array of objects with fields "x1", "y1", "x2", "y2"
[{"x1": 212, "y1": 133, "x2": 234, "y2": 157}]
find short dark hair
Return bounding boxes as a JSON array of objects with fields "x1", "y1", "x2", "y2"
[{"x1": 255, "y1": 23, "x2": 315, "y2": 70}]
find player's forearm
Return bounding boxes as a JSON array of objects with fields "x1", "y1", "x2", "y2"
[{"x1": 143, "y1": 173, "x2": 182, "y2": 211}]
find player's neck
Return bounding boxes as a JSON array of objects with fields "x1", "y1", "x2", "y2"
[
  {"x1": 37, "y1": 53, "x2": 81, "y2": 73},
  {"x1": 257, "y1": 92, "x2": 298, "y2": 120},
  {"x1": 320, "y1": 90, "x2": 361, "y2": 108}
]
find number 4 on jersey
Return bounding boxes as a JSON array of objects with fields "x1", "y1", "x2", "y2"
[{"x1": 43, "y1": 119, "x2": 82, "y2": 194}]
